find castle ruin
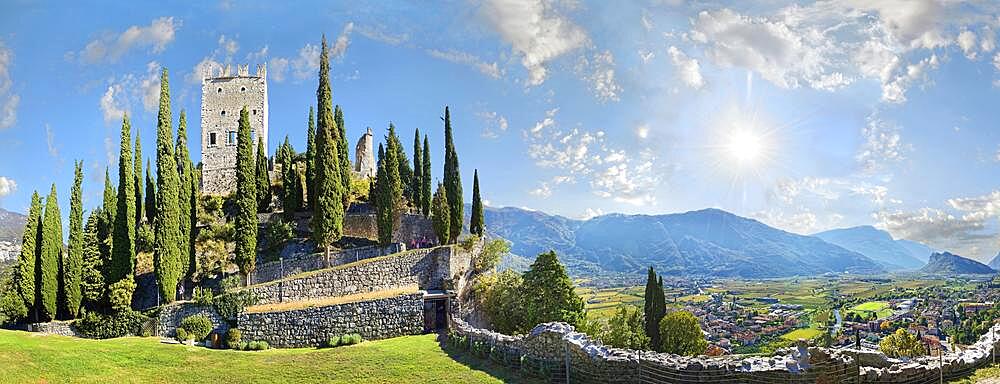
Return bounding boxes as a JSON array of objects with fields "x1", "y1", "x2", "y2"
[
  {"x1": 354, "y1": 127, "x2": 375, "y2": 179},
  {"x1": 200, "y1": 63, "x2": 269, "y2": 195}
]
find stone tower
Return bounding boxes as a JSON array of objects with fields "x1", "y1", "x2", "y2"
[
  {"x1": 200, "y1": 63, "x2": 268, "y2": 195},
  {"x1": 354, "y1": 127, "x2": 375, "y2": 179}
]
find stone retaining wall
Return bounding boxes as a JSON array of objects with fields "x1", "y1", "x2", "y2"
[
  {"x1": 252, "y1": 243, "x2": 405, "y2": 284},
  {"x1": 449, "y1": 318, "x2": 1000, "y2": 383},
  {"x1": 243, "y1": 243, "x2": 476, "y2": 305},
  {"x1": 344, "y1": 212, "x2": 437, "y2": 246},
  {"x1": 236, "y1": 293, "x2": 425, "y2": 348},
  {"x1": 156, "y1": 302, "x2": 229, "y2": 339},
  {"x1": 29, "y1": 321, "x2": 82, "y2": 337}
]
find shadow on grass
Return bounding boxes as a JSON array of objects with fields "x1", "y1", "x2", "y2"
[{"x1": 437, "y1": 334, "x2": 544, "y2": 384}]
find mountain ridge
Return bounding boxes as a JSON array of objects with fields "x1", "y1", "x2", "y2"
[
  {"x1": 813, "y1": 225, "x2": 927, "y2": 270},
  {"x1": 919, "y1": 252, "x2": 995, "y2": 275}
]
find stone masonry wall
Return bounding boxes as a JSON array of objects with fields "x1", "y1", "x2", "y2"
[
  {"x1": 157, "y1": 302, "x2": 229, "y2": 339},
  {"x1": 252, "y1": 243, "x2": 404, "y2": 284},
  {"x1": 29, "y1": 321, "x2": 82, "y2": 337},
  {"x1": 449, "y1": 318, "x2": 1000, "y2": 383},
  {"x1": 343, "y1": 212, "x2": 437, "y2": 246},
  {"x1": 237, "y1": 293, "x2": 424, "y2": 348}
]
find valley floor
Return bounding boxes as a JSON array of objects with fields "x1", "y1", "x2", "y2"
[{"x1": 0, "y1": 330, "x2": 534, "y2": 383}]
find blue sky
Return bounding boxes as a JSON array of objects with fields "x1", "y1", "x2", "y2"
[{"x1": 2, "y1": 1, "x2": 1000, "y2": 261}]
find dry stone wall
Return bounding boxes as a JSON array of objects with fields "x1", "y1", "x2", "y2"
[
  {"x1": 343, "y1": 212, "x2": 437, "y2": 246},
  {"x1": 449, "y1": 318, "x2": 1000, "y2": 383},
  {"x1": 29, "y1": 322, "x2": 81, "y2": 337},
  {"x1": 237, "y1": 293, "x2": 424, "y2": 348},
  {"x1": 156, "y1": 302, "x2": 229, "y2": 339},
  {"x1": 252, "y1": 243, "x2": 404, "y2": 284}
]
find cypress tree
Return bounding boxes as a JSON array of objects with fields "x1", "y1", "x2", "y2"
[
  {"x1": 431, "y1": 182, "x2": 449, "y2": 245},
  {"x1": 377, "y1": 142, "x2": 385, "y2": 165},
  {"x1": 383, "y1": 125, "x2": 403, "y2": 239},
  {"x1": 63, "y1": 161, "x2": 84, "y2": 318},
  {"x1": 39, "y1": 184, "x2": 61, "y2": 321},
  {"x1": 144, "y1": 159, "x2": 155, "y2": 224},
  {"x1": 175, "y1": 111, "x2": 194, "y2": 279},
  {"x1": 387, "y1": 123, "x2": 412, "y2": 202},
  {"x1": 305, "y1": 107, "x2": 316, "y2": 209},
  {"x1": 134, "y1": 135, "x2": 143, "y2": 228},
  {"x1": 470, "y1": 169, "x2": 484, "y2": 236},
  {"x1": 80, "y1": 210, "x2": 104, "y2": 311},
  {"x1": 186, "y1": 169, "x2": 199, "y2": 277},
  {"x1": 644, "y1": 267, "x2": 661, "y2": 350},
  {"x1": 312, "y1": 35, "x2": 346, "y2": 260},
  {"x1": 442, "y1": 106, "x2": 463, "y2": 243},
  {"x1": 334, "y1": 105, "x2": 351, "y2": 204},
  {"x1": 99, "y1": 168, "x2": 115, "y2": 289},
  {"x1": 280, "y1": 138, "x2": 300, "y2": 216},
  {"x1": 421, "y1": 135, "x2": 432, "y2": 216},
  {"x1": 154, "y1": 68, "x2": 181, "y2": 302},
  {"x1": 14, "y1": 191, "x2": 41, "y2": 320},
  {"x1": 235, "y1": 107, "x2": 258, "y2": 285},
  {"x1": 256, "y1": 137, "x2": 271, "y2": 212},
  {"x1": 412, "y1": 128, "x2": 422, "y2": 208},
  {"x1": 112, "y1": 114, "x2": 136, "y2": 284}
]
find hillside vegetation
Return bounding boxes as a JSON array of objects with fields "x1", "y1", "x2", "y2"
[{"x1": 0, "y1": 330, "x2": 526, "y2": 383}]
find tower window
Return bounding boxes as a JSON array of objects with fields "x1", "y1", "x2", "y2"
[
  {"x1": 241, "y1": 86, "x2": 246, "y2": 92},
  {"x1": 252, "y1": 109, "x2": 257, "y2": 115},
  {"x1": 227, "y1": 131, "x2": 237, "y2": 145},
  {"x1": 217, "y1": 87, "x2": 222, "y2": 93},
  {"x1": 221, "y1": 110, "x2": 226, "y2": 116},
  {"x1": 209, "y1": 132, "x2": 217, "y2": 146}
]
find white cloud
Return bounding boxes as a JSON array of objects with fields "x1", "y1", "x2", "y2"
[
  {"x1": 578, "y1": 50, "x2": 622, "y2": 102},
  {"x1": 482, "y1": 0, "x2": 589, "y2": 86},
  {"x1": 218, "y1": 35, "x2": 239, "y2": 56},
  {"x1": 529, "y1": 182, "x2": 552, "y2": 198},
  {"x1": 529, "y1": 108, "x2": 558, "y2": 136},
  {"x1": 579, "y1": 207, "x2": 604, "y2": 220},
  {"x1": 0, "y1": 40, "x2": 16, "y2": 130},
  {"x1": 139, "y1": 61, "x2": 161, "y2": 112},
  {"x1": 856, "y1": 113, "x2": 908, "y2": 173},
  {"x1": 44, "y1": 124, "x2": 60, "y2": 163},
  {"x1": 477, "y1": 110, "x2": 509, "y2": 139},
  {"x1": 78, "y1": 17, "x2": 179, "y2": 63},
  {"x1": 426, "y1": 49, "x2": 502, "y2": 79},
  {"x1": 331, "y1": 22, "x2": 354, "y2": 59},
  {"x1": 100, "y1": 61, "x2": 161, "y2": 123},
  {"x1": 635, "y1": 123, "x2": 649, "y2": 139},
  {"x1": 99, "y1": 84, "x2": 126, "y2": 124},
  {"x1": 873, "y1": 207, "x2": 993, "y2": 259},
  {"x1": 958, "y1": 30, "x2": 977, "y2": 59},
  {"x1": 667, "y1": 46, "x2": 704, "y2": 89},
  {"x1": 356, "y1": 24, "x2": 410, "y2": 46},
  {"x1": 0, "y1": 176, "x2": 16, "y2": 198}
]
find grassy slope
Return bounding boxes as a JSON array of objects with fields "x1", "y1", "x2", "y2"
[{"x1": 0, "y1": 330, "x2": 534, "y2": 384}]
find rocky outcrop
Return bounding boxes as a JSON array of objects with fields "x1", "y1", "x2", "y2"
[
  {"x1": 920, "y1": 252, "x2": 995, "y2": 275},
  {"x1": 237, "y1": 293, "x2": 424, "y2": 348}
]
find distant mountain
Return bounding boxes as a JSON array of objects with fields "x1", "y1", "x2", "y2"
[
  {"x1": 896, "y1": 239, "x2": 936, "y2": 263},
  {"x1": 0, "y1": 207, "x2": 25, "y2": 244},
  {"x1": 919, "y1": 252, "x2": 995, "y2": 275},
  {"x1": 483, "y1": 207, "x2": 884, "y2": 278},
  {"x1": 813, "y1": 226, "x2": 926, "y2": 270},
  {"x1": 988, "y1": 251, "x2": 1000, "y2": 270}
]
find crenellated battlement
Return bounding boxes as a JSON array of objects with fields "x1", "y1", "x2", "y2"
[{"x1": 201, "y1": 62, "x2": 267, "y2": 81}]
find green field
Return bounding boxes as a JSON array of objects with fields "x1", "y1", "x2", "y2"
[
  {"x1": 0, "y1": 330, "x2": 532, "y2": 384},
  {"x1": 780, "y1": 328, "x2": 824, "y2": 341},
  {"x1": 848, "y1": 301, "x2": 893, "y2": 319}
]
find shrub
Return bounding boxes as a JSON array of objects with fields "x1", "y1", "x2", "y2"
[
  {"x1": 247, "y1": 340, "x2": 269, "y2": 351},
  {"x1": 220, "y1": 275, "x2": 242, "y2": 293},
  {"x1": 327, "y1": 335, "x2": 342, "y2": 348},
  {"x1": 458, "y1": 235, "x2": 479, "y2": 251},
  {"x1": 347, "y1": 333, "x2": 363, "y2": 345},
  {"x1": 214, "y1": 290, "x2": 259, "y2": 321},
  {"x1": 75, "y1": 310, "x2": 148, "y2": 339},
  {"x1": 473, "y1": 239, "x2": 509, "y2": 273},
  {"x1": 226, "y1": 328, "x2": 242, "y2": 349},
  {"x1": 179, "y1": 315, "x2": 213, "y2": 342},
  {"x1": 135, "y1": 222, "x2": 155, "y2": 253},
  {"x1": 175, "y1": 327, "x2": 189, "y2": 342},
  {"x1": 108, "y1": 278, "x2": 137, "y2": 313},
  {"x1": 192, "y1": 287, "x2": 214, "y2": 306}
]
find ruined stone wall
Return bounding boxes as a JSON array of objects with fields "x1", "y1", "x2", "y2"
[
  {"x1": 343, "y1": 212, "x2": 437, "y2": 246},
  {"x1": 237, "y1": 293, "x2": 424, "y2": 348},
  {"x1": 156, "y1": 302, "x2": 229, "y2": 339},
  {"x1": 252, "y1": 243, "x2": 404, "y2": 284},
  {"x1": 448, "y1": 318, "x2": 1000, "y2": 384},
  {"x1": 29, "y1": 321, "x2": 81, "y2": 337},
  {"x1": 200, "y1": 64, "x2": 268, "y2": 196}
]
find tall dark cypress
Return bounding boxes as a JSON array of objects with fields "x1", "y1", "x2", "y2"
[
  {"x1": 305, "y1": 107, "x2": 316, "y2": 209},
  {"x1": 644, "y1": 267, "x2": 661, "y2": 351},
  {"x1": 312, "y1": 35, "x2": 345, "y2": 259},
  {"x1": 144, "y1": 159, "x2": 155, "y2": 224},
  {"x1": 421, "y1": 135, "x2": 432, "y2": 216},
  {"x1": 134, "y1": 135, "x2": 143, "y2": 228},
  {"x1": 256, "y1": 137, "x2": 271, "y2": 212},
  {"x1": 379, "y1": 124, "x2": 403, "y2": 245},
  {"x1": 15, "y1": 191, "x2": 41, "y2": 320},
  {"x1": 412, "y1": 128, "x2": 422, "y2": 208},
  {"x1": 235, "y1": 107, "x2": 258, "y2": 285},
  {"x1": 80, "y1": 210, "x2": 104, "y2": 311},
  {"x1": 112, "y1": 114, "x2": 136, "y2": 284},
  {"x1": 470, "y1": 169, "x2": 484, "y2": 236},
  {"x1": 175, "y1": 110, "x2": 193, "y2": 279},
  {"x1": 334, "y1": 105, "x2": 351, "y2": 205},
  {"x1": 280, "y1": 137, "x2": 300, "y2": 216},
  {"x1": 186, "y1": 168, "x2": 199, "y2": 276},
  {"x1": 442, "y1": 106, "x2": 463, "y2": 243},
  {"x1": 63, "y1": 161, "x2": 84, "y2": 318},
  {"x1": 99, "y1": 168, "x2": 115, "y2": 288},
  {"x1": 387, "y1": 124, "x2": 412, "y2": 202},
  {"x1": 154, "y1": 68, "x2": 181, "y2": 302},
  {"x1": 40, "y1": 184, "x2": 61, "y2": 321},
  {"x1": 431, "y1": 181, "x2": 450, "y2": 245}
]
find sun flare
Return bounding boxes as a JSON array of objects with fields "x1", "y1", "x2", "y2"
[{"x1": 726, "y1": 130, "x2": 764, "y2": 165}]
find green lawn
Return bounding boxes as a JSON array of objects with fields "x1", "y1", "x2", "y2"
[
  {"x1": 849, "y1": 301, "x2": 893, "y2": 319},
  {"x1": 0, "y1": 330, "x2": 535, "y2": 384},
  {"x1": 780, "y1": 328, "x2": 824, "y2": 341}
]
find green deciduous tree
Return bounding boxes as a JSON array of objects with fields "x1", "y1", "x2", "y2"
[
  {"x1": 659, "y1": 311, "x2": 707, "y2": 356},
  {"x1": 63, "y1": 161, "x2": 84, "y2": 318},
  {"x1": 421, "y1": 135, "x2": 431, "y2": 216},
  {"x1": 112, "y1": 114, "x2": 136, "y2": 285},
  {"x1": 879, "y1": 329, "x2": 927, "y2": 358},
  {"x1": 305, "y1": 107, "x2": 316, "y2": 209},
  {"x1": 154, "y1": 68, "x2": 181, "y2": 303},
  {"x1": 256, "y1": 136, "x2": 271, "y2": 212},
  {"x1": 442, "y1": 106, "x2": 463, "y2": 243},
  {"x1": 476, "y1": 270, "x2": 525, "y2": 335},
  {"x1": 603, "y1": 306, "x2": 650, "y2": 350},
  {"x1": 14, "y1": 191, "x2": 41, "y2": 320},
  {"x1": 431, "y1": 181, "x2": 450, "y2": 245},
  {"x1": 522, "y1": 251, "x2": 584, "y2": 328},
  {"x1": 470, "y1": 169, "x2": 484, "y2": 236},
  {"x1": 40, "y1": 184, "x2": 61, "y2": 321},
  {"x1": 412, "y1": 128, "x2": 422, "y2": 209},
  {"x1": 81, "y1": 210, "x2": 105, "y2": 311},
  {"x1": 235, "y1": 107, "x2": 258, "y2": 285}
]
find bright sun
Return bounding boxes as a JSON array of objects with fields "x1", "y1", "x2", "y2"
[{"x1": 726, "y1": 130, "x2": 764, "y2": 164}]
